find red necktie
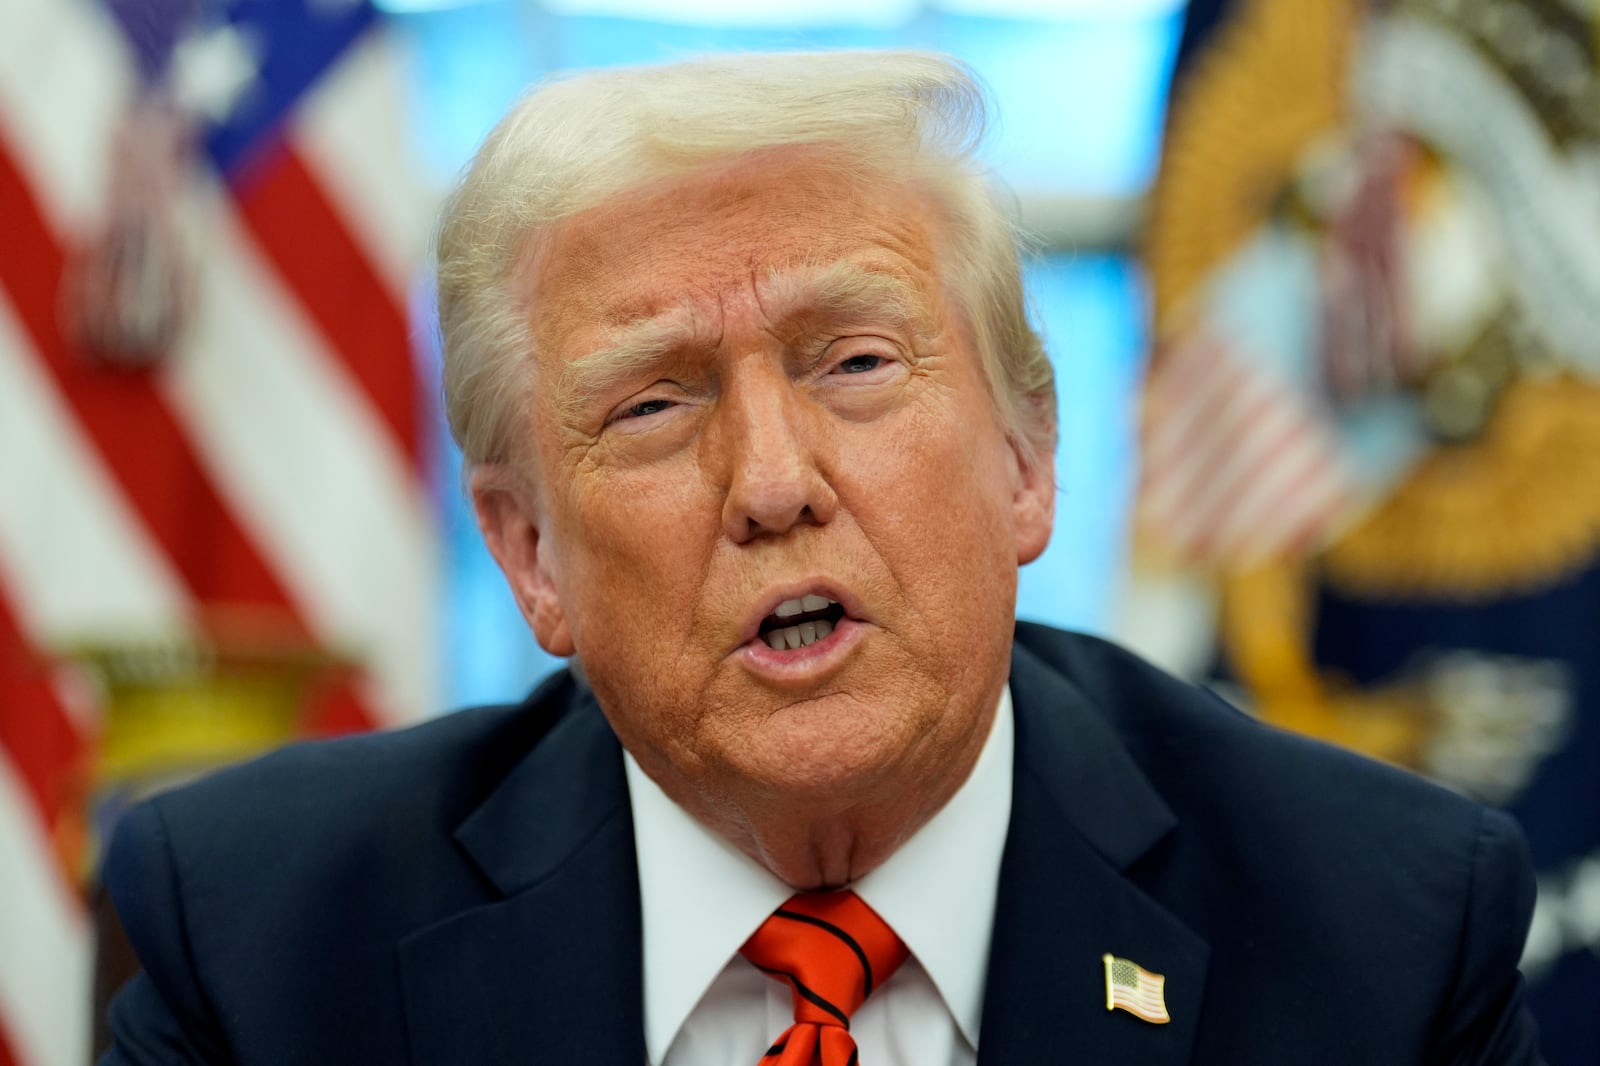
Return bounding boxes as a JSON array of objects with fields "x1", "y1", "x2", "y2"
[{"x1": 739, "y1": 890, "x2": 909, "y2": 1066}]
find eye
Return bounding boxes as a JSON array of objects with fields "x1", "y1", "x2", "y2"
[
  {"x1": 609, "y1": 397, "x2": 675, "y2": 425},
  {"x1": 834, "y1": 353, "x2": 885, "y2": 375}
]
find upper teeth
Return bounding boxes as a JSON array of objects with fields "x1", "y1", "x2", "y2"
[
  {"x1": 765, "y1": 595, "x2": 839, "y2": 651},
  {"x1": 774, "y1": 594, "x2": 834, "y2": 618}
]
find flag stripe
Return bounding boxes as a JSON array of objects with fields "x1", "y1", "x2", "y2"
[
  {"x1": 1140, "y1": 336, "x2": 1248, "y2": 479},
  {"x1": 0, "y1": 291, "x2": 190, "y2": 643},
  {"x1": 1139, "y1": 328, "x2": 1353, "y2": 563},
  {"x1": 0, "y1": 141, "x2": 295, "y2": 610},
  {"x1": 164, "y1": 175, "x2": 435, "y2": 723},
  {"x1": 0, "y1": 0, "x2": 129, "y2": 234},
  {"x1": 1204, "y1": 430, "x2": 1343, "y2": 557},
  {"x1": 1109, "y1": 964, "x2": 1170, "y2": 1022},
  {"x1": 0, "y1": 1020, "x2": 18, "y2": 1066},
  {"x1": 291, "y1": 29, "x2": 433, "y2": 303},
  {"x1": 0, "y1": 133, "x2": 385, "y2": 741},
  {"x1": 1231, "y1": 470, "x2": 1349, "y2": 564},
  {"x1": 0, "y1": 603, "x2": 86, "y2": 839},
  {"x1": 1142, "y1": 334, "x2": 1272, "y2": 501},
  {"x1": 232, "y1": 140, "x2": 423, "y2": 469},
  {"x1": 1164, "y1": 401, "x2": 1310, "y2": 555},
  {"x1": 0, "y1": 747, "x2": 91, "y2": 1066},
  {"x1": 1144, "y1": 372, "x2": 1283, "y2": 528}
]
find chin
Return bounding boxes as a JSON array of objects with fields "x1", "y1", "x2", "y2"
[
  {"x1": 729, "y1": 725, "x2": 918, "y2": 807},
  {"x1": 754, "y1": 757, "x2": 893, "y2": 799}
]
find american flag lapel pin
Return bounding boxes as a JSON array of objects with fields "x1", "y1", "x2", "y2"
[{"x1": 1103, "y1": 953, "x2": 1172, "y2": 1024}]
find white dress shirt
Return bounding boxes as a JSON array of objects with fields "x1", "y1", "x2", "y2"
[{"x1": 624, "y1": 688, "x2": 1015, "y2": 1066}]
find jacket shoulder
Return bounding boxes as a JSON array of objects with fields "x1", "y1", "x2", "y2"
[
  {"x1": 1016, "y1": 622, "x2": 1474, "y2": 826},
  {"x1": 1012, "y1": 623, "x2": 1541, "y2": 1062},
  {"x1": 100, "y1": 670, "x2": 591, "y2": 1062},
  {"x1": 140, "y1": 669, "x2": 580, "y2": 853}
]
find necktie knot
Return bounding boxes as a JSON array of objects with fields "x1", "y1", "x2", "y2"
[{"x1": 739, "y1": 890, "x2": 908, "y2": 1064}]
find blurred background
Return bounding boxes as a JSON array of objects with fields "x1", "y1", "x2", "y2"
[{"x1": 0, "y1": 0, "x2": 1596, "y2": 1062}]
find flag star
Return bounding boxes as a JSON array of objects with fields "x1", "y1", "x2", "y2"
[{"x1": 171, "y1": 22, "x2": 264, "y2": 123}]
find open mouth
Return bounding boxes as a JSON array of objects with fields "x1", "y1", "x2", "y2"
[{"x1": 757, "y1": 594, "x2": 847, "y2": 651}]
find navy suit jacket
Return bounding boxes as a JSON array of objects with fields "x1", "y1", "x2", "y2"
[{"x1": 101, "y1": 625, "x2": 1543, "y2": 1063}]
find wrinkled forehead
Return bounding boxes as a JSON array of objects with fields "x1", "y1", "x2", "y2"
[{"x1": 516, "y1": 148, "x2": 958, "y2": 348}]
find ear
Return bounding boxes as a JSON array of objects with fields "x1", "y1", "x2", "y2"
[
  {"x1": 470, "y1": 466, "x2": 576, "y2": 658},
  {"x1": 1010, "y1": 435, "x2": 1056, "y2": 567}
]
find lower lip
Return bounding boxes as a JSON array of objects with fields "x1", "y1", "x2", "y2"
[{"x1": 740, "y1": 617, "x2": 865, "y2": 679}]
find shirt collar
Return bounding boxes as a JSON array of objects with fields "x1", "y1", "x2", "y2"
[{"x1": 625, "y1": 687, "x2": 1015, "y2": 1063}]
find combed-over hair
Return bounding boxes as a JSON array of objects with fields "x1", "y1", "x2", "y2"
[{"x1": 436, "y1": 50, "x2": 1056, "y2": 470}]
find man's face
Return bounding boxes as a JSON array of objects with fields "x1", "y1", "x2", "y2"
[{"x1": 479, "y1": 150, "x2": 1053, "y2": 856}]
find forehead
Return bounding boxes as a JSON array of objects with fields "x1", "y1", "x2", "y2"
[{"x1": 522, "y1": 151, "x2": 949, "y2": 346}]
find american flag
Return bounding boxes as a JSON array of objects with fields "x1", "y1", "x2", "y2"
[
  {"x1": 1103, "y1": 953, "x2": 1171, "y2": 1025},
  {"x1": 1138, "y1": 326, "x2": 1356, "y2": 567},
  {"x1": 0, "y1": 1, "x2": 436, "y2": 1062}
]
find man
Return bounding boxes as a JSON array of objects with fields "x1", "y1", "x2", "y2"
[{"x1": 101, "y1": 51, "x2": 1542, "y2": 1064}]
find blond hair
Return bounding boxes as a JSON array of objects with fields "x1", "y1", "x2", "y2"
[{"x1": 436, "y1": 50, "x2": 1056, "y2": 469}]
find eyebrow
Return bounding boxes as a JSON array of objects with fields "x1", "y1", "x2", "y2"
[
  {"x1": 552, "y1": 260, "x2": 935, "y2": 424},
  {"x1": 761, "y1": 259, "x2": 936, "y2": 340},
  {"x1": 555, "y1": 312, "x2": 704, "y2": 424}
]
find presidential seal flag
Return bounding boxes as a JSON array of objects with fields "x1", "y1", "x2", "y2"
[
  {"x1": 1103, "y1": 953, "x2": 1171, "y2": 1025},
  {"x1": 1128, "y1": 0, "x2": 1600, "y2": 1058},
  {"x1": 0, "y1": 0, "x2": 436, "y2": 1062}
]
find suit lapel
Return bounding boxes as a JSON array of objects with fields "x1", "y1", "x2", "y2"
[
  {"x1": 978, "y1": 642, "x2": 1209, "y2": 1066},
  {"x1": 398, "y1": 683, "x2": 646, "y2": 1065},
  {"x1": 392, "y1": 641, "x2": 1210, "y2": 1064}
]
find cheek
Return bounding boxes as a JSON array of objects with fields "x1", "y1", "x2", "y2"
[
  {"x1": 863, "y1": 399, "x2": 1020, "y2": 611},
  {"x1": 569, "y1": 458, "x2": 710, "y2": 558},
  {"x1": 884, "y1": 398, "x2": 1016, "y2": 531},
  {"x1": 554, "y1": 462, "x2": 718, "y2": 640}
]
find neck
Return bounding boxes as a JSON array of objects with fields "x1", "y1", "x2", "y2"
[{"x1": 659, "y1": 699, "x2": 997, "y2": 889}]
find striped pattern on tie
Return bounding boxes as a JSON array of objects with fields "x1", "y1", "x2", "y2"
[{"x1": 739, "y1": 890, "x2": 909, "y2": 1066}]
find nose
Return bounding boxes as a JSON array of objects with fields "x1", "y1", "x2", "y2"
[{"x1": 715, "y1": 364, "x2": 837, "y2": 544}]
